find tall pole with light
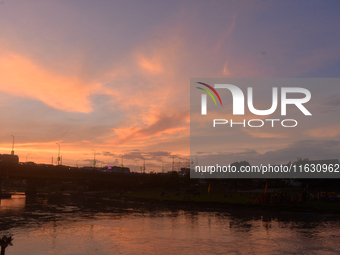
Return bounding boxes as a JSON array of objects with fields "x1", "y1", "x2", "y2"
[
  {"x1": 140, "y1": 157, "x2": 145, "y2": 173},
  {"x1": 92, "y1": 149, "x2": 96, "y2": 168},
  {"x1": 120, "y1": 155, "x2": 124, "y2": 168},
  {"x1": 56, "y1": 143, "x2": 60, "y2": 165},
  {"x1": 172, "y1": 156, "x2": 175, "y2": 172},
  {"x1": 11, "y1": 135, "x2": 14, "y2": 155},
  {"x1": 178, "y1": 158, "x2": 181, "y2": 173},
  {"x1": 26, "y1": 153, "x2": 30, "y2": 162}
]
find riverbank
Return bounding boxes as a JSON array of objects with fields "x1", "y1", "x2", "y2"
[
  {"x1": 85, "y1": 189, "x2": 340, "y2": 214},
  {"x1": 3, "y1": 186, "x2": 340, "y2": 214}
]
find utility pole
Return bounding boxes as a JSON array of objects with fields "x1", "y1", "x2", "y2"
[
  {"x1": 172, "y1": 157, "x2": 174, "y2": 171},
  {"x1": 10, "y1": 135, "x2": 14, "y2": 155},
  {"x1": 92, "y1": 149, "x2": 96, "y2": 168},
  {"x1": 56, "y1": 143, "x2": 60, "y2": 165},
  {"x1": 140, "y1": 157, "x2": 145, "y2": 173}
]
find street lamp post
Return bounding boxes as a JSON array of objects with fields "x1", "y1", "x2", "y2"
[
  {"x1": 92, "y1": 149, "x2": 96, "y2": 168},
  {"x1": 56, "y1": 143, "x2": 60, "y2": 165},
  {"x1": 120, "y1": 154, "x2": 124, "y2": 168},
  {"x1": 26, "y1": 153, "x2": 30, "y2": 162},
  {"x1": 11, "y1": 135, "x2": 14, "y2": 155},
  {"x1": 161, "y1": 160, "x2": 164, "y2": 172},
  {"x1": 140, "y1": 157, "x2": 145, "y2": 173},
  {"x1": 172, "y1": 156, "x2": 175, "y2": 172}
]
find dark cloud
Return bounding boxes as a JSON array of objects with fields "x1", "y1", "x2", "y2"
[
  {"x1": 319, "y1": 94, "x2": 340, "y2": 112},
  {"x1": 196, "y1": 140, "x2": 340, "y2": 166},
  {"x1": 90, "y1": 149, "x2": 177, "y2": 164},
  {"x1": 82, "y1": 158, "x2": 119, "y2": 167},
  {"x1": 258, "y1": 140, "x2": 340, "y2": 164},
  {"x1": 100, "y1": 151, "x2": 115, "y2": 157}
]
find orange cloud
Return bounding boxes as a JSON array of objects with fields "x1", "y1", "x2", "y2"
[
  {"x1": 137, "y1": 54, "x2": 164, "y2": 74},
  {"x1": 0, "y1": 53, "x2": 100, "y2": 113},
  {"x1": 223, "y1": 61, "x2": 230, "y2": 76},
  {"x1": 111, "y1": 111, "x2": 190, "y2": 146}
]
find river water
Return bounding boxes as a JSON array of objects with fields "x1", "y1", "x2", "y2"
[{"x1": 1, "y1": 194, "x2": 340, "y2": 254}]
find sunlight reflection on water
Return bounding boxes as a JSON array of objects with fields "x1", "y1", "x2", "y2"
[{"x1": 0, "y1": 195, "x2": 340, "y2": 255}]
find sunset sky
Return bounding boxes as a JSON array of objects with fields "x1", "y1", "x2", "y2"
[{"x1": 0, "y1": 1, "x2": 340, "y2": 172}]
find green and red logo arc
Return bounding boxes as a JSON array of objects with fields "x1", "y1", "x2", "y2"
[{"x1": 196, "y1": 82, "x2": 223, "y2": 106}]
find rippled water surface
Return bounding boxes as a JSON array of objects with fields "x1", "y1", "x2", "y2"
[{"x1": 1, "y1": 194, "x2": 340, "y2": 254}]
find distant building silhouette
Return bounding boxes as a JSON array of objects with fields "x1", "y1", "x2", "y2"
[
  {"x1": 106, "y1": 166, "x2": 130, "y2": 173},
  {"x1": 0, "y1": 154, "x2": 19, "y2": 164},
  {"x1": 180, "y1": 167, "x2": 190, "y2": 175}
]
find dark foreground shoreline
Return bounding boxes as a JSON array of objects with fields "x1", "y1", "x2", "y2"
[
  {"x1": 4, "y1": 188, "x2": 340, "y2": 214},
  {"x1": 83, "y1": 191, "x2": 340, "y2": 214}
]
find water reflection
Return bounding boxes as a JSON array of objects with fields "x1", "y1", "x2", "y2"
[
  {"x1": 0, "y1": 194, "x2": 339, "y2": 254},
  {"x1": 0, "y1": 195, "x2": 26, "y2": 214}
]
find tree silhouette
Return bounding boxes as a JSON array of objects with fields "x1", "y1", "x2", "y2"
[
  {"x1": 295, "y1": 158, "x2": 310, "y2": 164},
  {"x1": 0, "y1": 236, "x2": 13, "y2": 255}
]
